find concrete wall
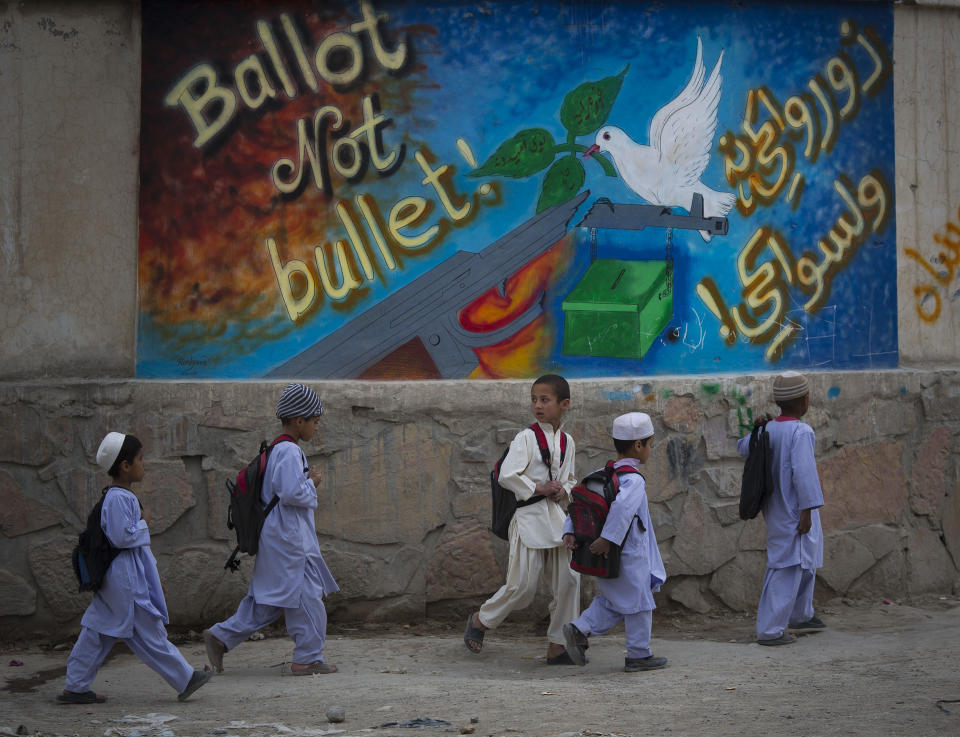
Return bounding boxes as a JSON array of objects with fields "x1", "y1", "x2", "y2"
[{"x1": 1, "y1": 2, "x2": 960, "y2": 636}]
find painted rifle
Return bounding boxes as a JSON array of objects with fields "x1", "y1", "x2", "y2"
[
  {"x1": 265, "y1": 190, "x2": 590, "y2": 379},
  {"x1": 576, "y1": 193, "x2": 728, "y2": 234}
]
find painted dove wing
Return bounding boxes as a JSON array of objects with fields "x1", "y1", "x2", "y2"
[
  {"x1": 648, "y1": 36, "x2": 706, "y2": 153},
  {"x1": 655, "y1": 45, "x2": 724, "y2": 188}
]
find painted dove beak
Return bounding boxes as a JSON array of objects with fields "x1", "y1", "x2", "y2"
[{"x1": 582, "y1": 144, "x2": 600, "y2": 159}]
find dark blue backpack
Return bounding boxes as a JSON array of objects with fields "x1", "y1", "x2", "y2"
[
  {"x1": 740, "y1": 423, "x2": 774, "y2": 520},
  {"x1": 71, "y1": 488, "x2": 121, "y2": 592}
]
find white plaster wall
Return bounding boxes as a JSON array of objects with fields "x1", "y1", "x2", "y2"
[
  {"x1": 0, "y1": 2, "x2": 958, "y2": 378},
  {"x1": 895, "y1": 3, "x2": 960, "y2": 364},
  {"x1": 0, "y1": 1, "x2": 140, "y2": 379}
]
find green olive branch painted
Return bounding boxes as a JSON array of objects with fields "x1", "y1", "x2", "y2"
[{"x1": 469, "y1": 65, "x2": 629, "y2": 213}]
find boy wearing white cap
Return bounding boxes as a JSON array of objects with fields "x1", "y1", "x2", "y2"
[
  {"x1": 58, "y1": 433, "x2": 210, "y2": 704},
  {"x1": 561, "y1": 412, "x2": 668, "y2": 673},
  {"x1": 204, "y1": 383, "x2": 339, "y2": 675},
  {"x1": 738, "y1": 371, "x2": 825, "y2": 645}
]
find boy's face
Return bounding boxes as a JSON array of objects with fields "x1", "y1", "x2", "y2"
[
  {"x1": 294, "y1": 416, "x2": 321, "y2": 442},
  {"x1": 531, "y1": 383, "x2": 570, "y2": 427},
  {"x1": 120, "y1": 449, "x2": 146, "y2": 483},
  {"x1": 636, "y1": 436, "x2": 653, "y2": 464}
]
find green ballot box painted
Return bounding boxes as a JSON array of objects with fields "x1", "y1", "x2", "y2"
[{"x1": 561, "y1": 259, "x2": 672, "y2": 360}]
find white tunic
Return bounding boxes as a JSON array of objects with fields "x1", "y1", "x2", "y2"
[
  {"x1": 80, "y1": 486, "x2": 168, "y2": 637},
  {"x1": 250, "y1": 441, "x2": 339, "y2": 608},
  {"x1": 737, "y1": 418, "x2": 824, "y2": 570},
  {"x1": 564, "y1": 458, "x2": 666, "y2": 613},
  {"x1": 497, "y1": 422, "x2": 576, "y2": 549}
]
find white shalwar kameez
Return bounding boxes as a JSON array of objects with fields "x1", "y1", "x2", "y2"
[
  {"x1": 737, "y1": 417, "x2": 824, "y2": 639},
  {"x1": 64, "y1": 486, "x2": 195, "y2": 693},
  {"x1": 563, "y1": 458, "x2": 666, "y2": 658},
  {"x1": 478, "y1": 422, "x2": 580, "y2": 646},
  {"x1": 210, "y1": 441, "x2": 338, "y2": 664}
]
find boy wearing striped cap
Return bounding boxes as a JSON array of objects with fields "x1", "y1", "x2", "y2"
[
  {"x1": 204, "y1": 384, "x2": 339, "y2": 675},
  {"x1": 738, "y1": 371, "x2": 825, "y2": 645}
]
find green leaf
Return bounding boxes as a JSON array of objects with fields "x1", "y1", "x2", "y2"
[
  {"x1": 536, "y1": 156, "x2": 586, "y2": 213},
  {"x1": 469, "y1": 128, "x2": 556, "y2": 178},
  {"x1": 559, "y1": 64, "x2": 629, "y2": 137}
]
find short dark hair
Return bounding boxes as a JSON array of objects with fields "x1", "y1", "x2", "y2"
[
  {"x1": 533, "y1": 374, "x2": 570, "y2": 402},
  {"x1": 776, "y1": 395, "x2": 807, "y2": 416},
  {"x1": 108, "y1": 435, "x2": 143, "y2": 477},
  {"x1": 614, "y1": 436, "x2": 651, "y2": 454}
]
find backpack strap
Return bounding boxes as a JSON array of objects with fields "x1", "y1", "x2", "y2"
[
  {"x1": 529, "y1": 424, "x2": 567, "y2": 481},
  {"x1": 603, "y1": 461, "x2": 645, "y2": 536}
]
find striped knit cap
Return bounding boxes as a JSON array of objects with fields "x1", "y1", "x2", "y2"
[
  {"x1": 275, "y1": 383, "x2": 324, "y2": 419},
  {"x1": 773, "y1": 371, "x2": 809, "y2": 401}
]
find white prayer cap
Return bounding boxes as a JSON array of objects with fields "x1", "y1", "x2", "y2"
[
  {"x1": 611, "y1": 412, "x2": 655, "y2": 441},
  {"x1": 276, "y1": 383, "x2": 324, "y2": 419},
  {"x1": 96, "y1": 432, "x2": 126, "y2": 471},
  {"x1": 773, "y1": 371, "x2": 809, "y2": 401}
]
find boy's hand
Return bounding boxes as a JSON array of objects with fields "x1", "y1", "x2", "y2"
[
  {"x1": 589, "y1": 537, "x2": 611, "y2": 557},
  {"x1": 797, "y1": 509, "x2": 812, "y2": 534},
  {"x1": 534, "y1": 480, "x2": 562, "y2": 498},
  {"x1": 308, "y1": 468, "x2": 323, "y2": 486},
  {"x1": 562, "y1": 533, "x2": 578, "y2": 550}
]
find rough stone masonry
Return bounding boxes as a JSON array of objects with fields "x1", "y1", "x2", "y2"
[{"x1": 0, "y1": 369, "x2": 957, "y2": 639}]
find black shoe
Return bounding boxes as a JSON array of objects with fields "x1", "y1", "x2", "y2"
[
  {"x1": 178, "y1": 669, "x2": 211, "y2": 701},
  {"x1": 789, "y1": 616, "x2": 825, "y2": 631},
  {"x1": 624, "y1": 655, "x2": 667, "y2": 672},
  {"x1": 562, "y1": 623, "x2": 588, "y2": 666}
]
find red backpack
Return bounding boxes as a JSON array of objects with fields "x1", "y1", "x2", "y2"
[
  {"x1": 223, "y1": 434, "x2": 295, "y2": 572},
  {"x1": 490, "y1": 424, "x2": 568, "y2": 540},
  {"x1": 568, "y1": 461, "x2": 641, "y2": 578}
]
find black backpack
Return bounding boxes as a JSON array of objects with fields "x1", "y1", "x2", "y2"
[
  {"x1": 71, "y1": 487, "x2": 121, "y2": 593},
  {"x1": 224, "y1": 434, "x2": 295, "y2": 572},
  {"x1": 739, "y1": 422, "x2": 774, "y2": 520},
  {"x1": 490, "y1": 424, "x2": 568, "y2": 540},
  {"x1": 568, "y1": 461, "x2": 642, "y2": 579}
]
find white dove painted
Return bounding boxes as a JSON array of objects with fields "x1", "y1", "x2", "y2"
[{"x1": 583, "y1": 37, "x2": 735, "y2": 242}]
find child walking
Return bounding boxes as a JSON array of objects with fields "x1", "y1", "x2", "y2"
[
  {"x1": 464, "y1": 374, "x2": 580, "y2": 664},
  {"x1": 58, "y1": 432, "x2": 211, "y2": 704},
  {"x1": 738, "y1": 371, "x2": 825, "y2": 646},
  {"x1": 204, "y1": 383, "x2": 339, "y2": 676},
  {"x1": 562, "y1": 412, "x2": 668, "y2": 673}
]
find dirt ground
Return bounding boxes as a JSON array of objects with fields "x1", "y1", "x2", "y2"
[{"x1": 2, "y1": 596, "x2": 959, "y2": 737}]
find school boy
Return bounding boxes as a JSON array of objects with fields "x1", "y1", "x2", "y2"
[
  {"x1": 738, "y1": 371, "x2": 825, "y2": 645},
  {"x1": 204, "y1": 383, "x2": 339, "y2": 675},
  {"x1": 464, "y1": 374, "x2": 580, "y2": 664},
  {"x1": 561, "y1": 412, "x2": 668, "y2": 673},
  {"x1": 58, "y1": 432, "x2": 210, "y2": 704}
]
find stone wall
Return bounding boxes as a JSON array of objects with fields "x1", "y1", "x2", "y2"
[{"x1": 1, "y1": 371, "x2": 957, "y2": 638}]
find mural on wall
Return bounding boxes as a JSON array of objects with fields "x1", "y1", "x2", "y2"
[{"x1": 138, "y1": 0, "x2": 896, "y2": 379}]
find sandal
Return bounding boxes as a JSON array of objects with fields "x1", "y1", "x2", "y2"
[
  {"x1": 178, "y1": 668, "x2": 212, "y2": 701},
  {"x1": 546, "y1": 650, "x2": 577, "y2": 665},
  {"x1": 283, "y1": 661, "x2": 338, "y2": 676},
  {"x1": 463, "y1": 614, "x2": 485, "y2": 654},
  {"x1": 56, "y1": 690, "x2": 106, "y2": 705}
]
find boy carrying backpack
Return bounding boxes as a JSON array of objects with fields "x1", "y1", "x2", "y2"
[
  {"x1": 463, "y1": 374, "x2": 580, "y2": 665},
  {"x1": 562, "y1": 412, "x2": 668, "y2": 673},
  {"x1": 203, "y1": 384, "x2": 339, "y2": 677}
]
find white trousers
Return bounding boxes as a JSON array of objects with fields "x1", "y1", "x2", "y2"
[
  {"x1": 478, "y1": 533, "x2": 580, "y2": 645},
  {"x1": 756, "y1": 564, "x2": 816, "y2": 639},
  {"x1": 65, "y1": 605, "x2": 193, "y2": 693},
  {"x1": 573, "y1": 595, "x2": 653, "y2": 659},
  {"x1": 210, "y1": 588, "x2": 328, "y2": 664}
]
